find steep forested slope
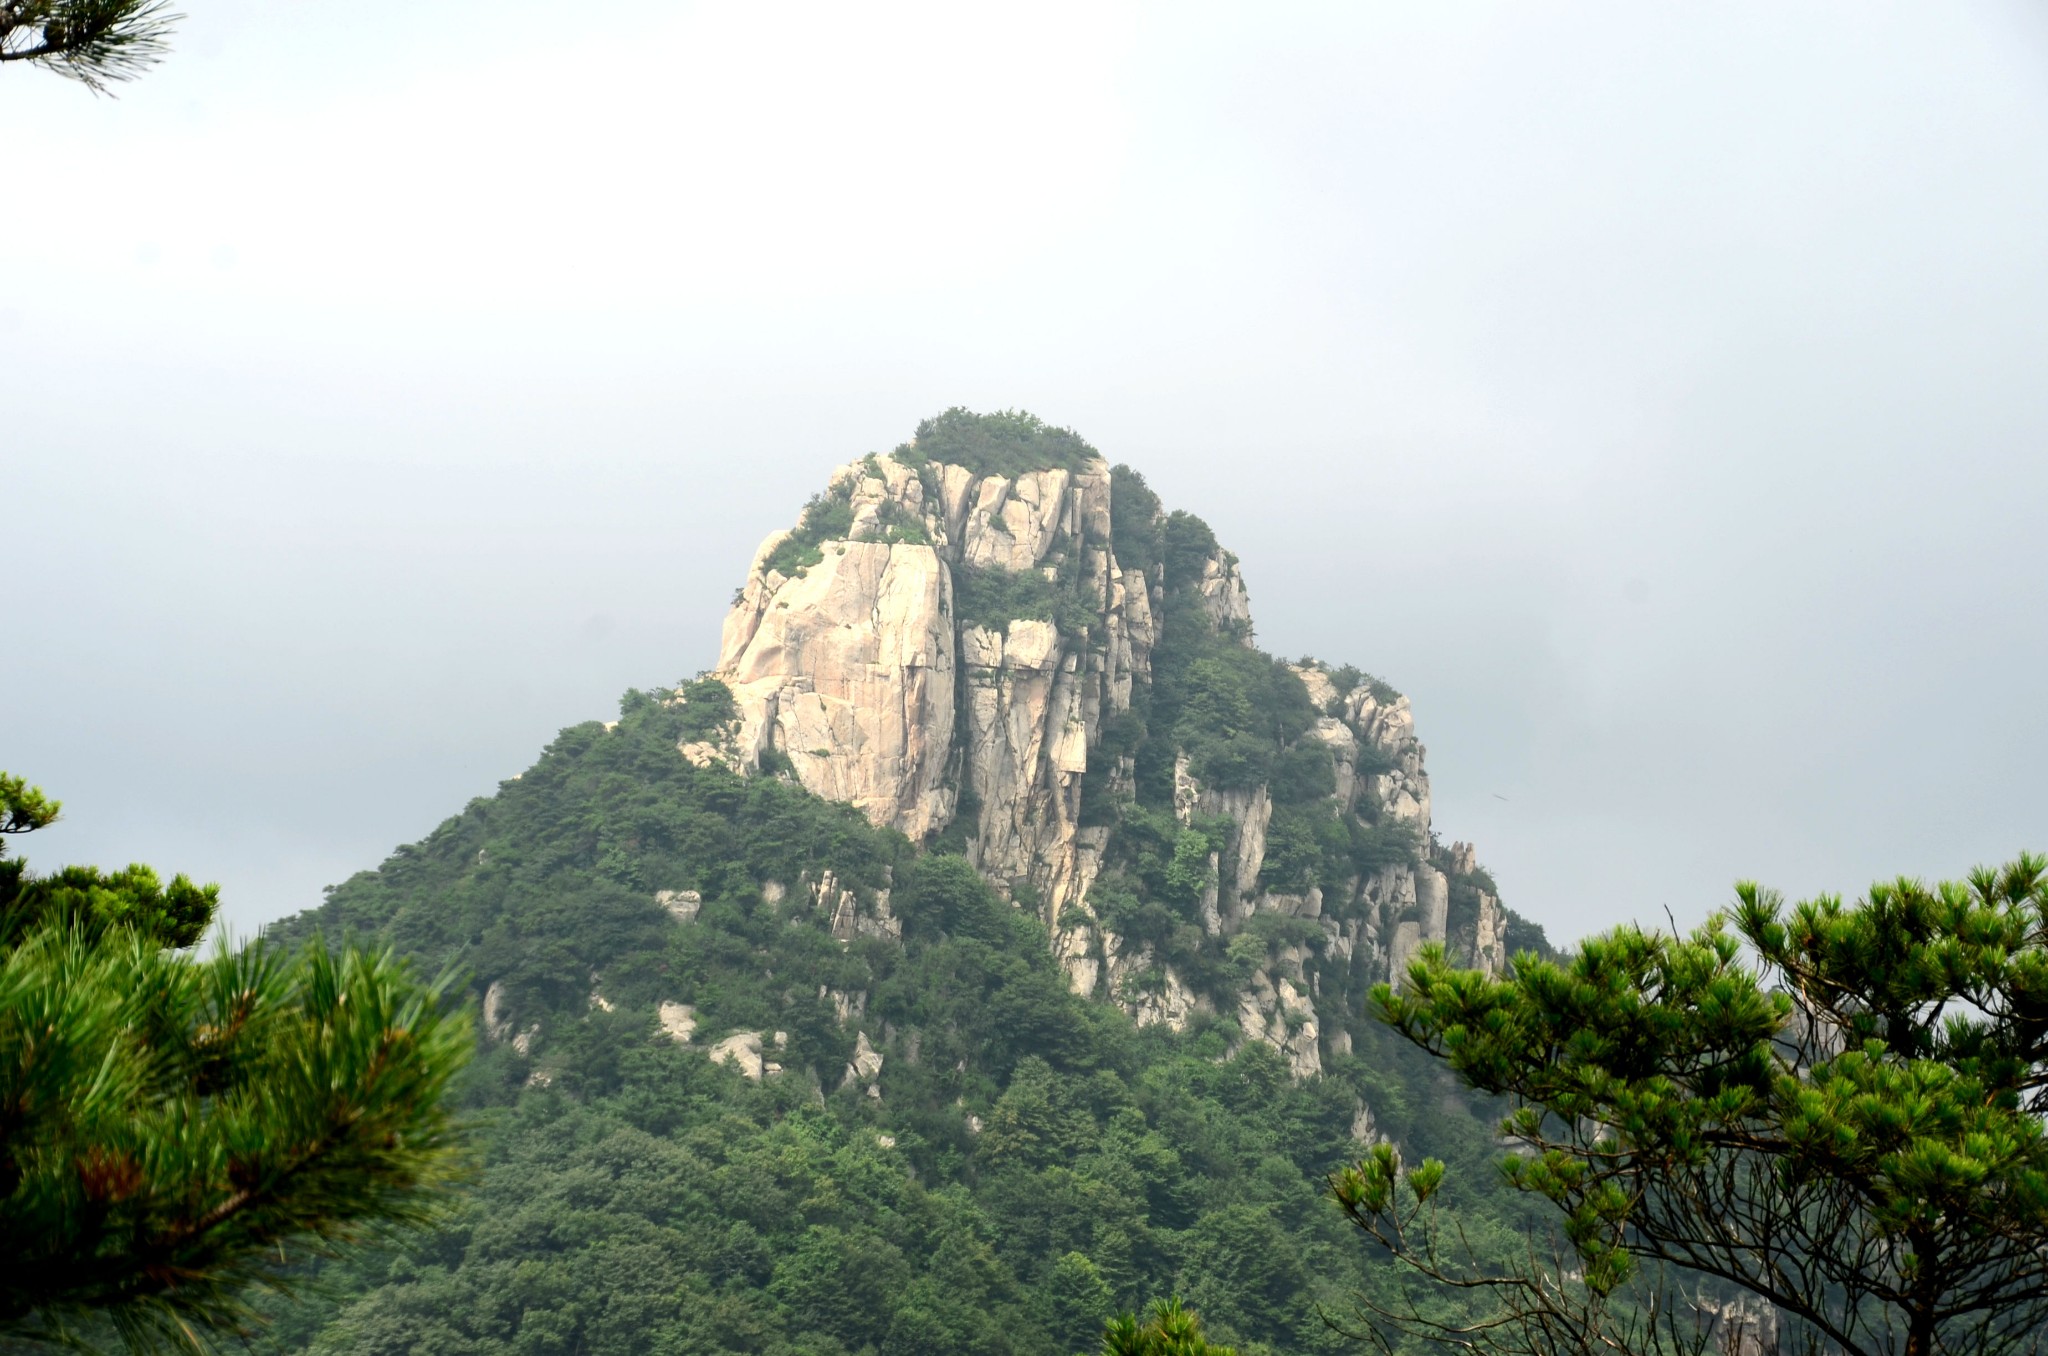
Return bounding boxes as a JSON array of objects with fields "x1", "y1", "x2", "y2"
[{"x1": 254, "y1": 689, "x2": 1533, "y2": 1356}]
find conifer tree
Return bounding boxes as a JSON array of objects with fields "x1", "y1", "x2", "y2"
[
  {"x1": 0, "y1": 1, "x2": 176, "y2": 89},
  {"x1": 0, "y1": 773, "x2": 472, "y2": 1352},
  {"x1": 1341, "y1": 854, "x2": 2048, "y2": 1356},
  {"x1": 1047, "y1": 1251, "x2": 1117, "y2": 1354}
]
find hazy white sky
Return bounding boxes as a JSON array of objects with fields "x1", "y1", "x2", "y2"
[{"x1": 11, "y1": 1, "x2": 2048, "y2": 942}]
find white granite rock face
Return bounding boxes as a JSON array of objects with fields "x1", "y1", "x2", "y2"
[
  {"x1": 796, "y1": 868, "x2": 902, "y2": 946},
  {"x1": 1697, "y1": 1297, "x2": 1779, "y2": 1356},
  {"x1": 703, "y1": 441, "x2": 1514, "y2": 1078},
  {"x1": 1100, "y1": 933, "x2": 1207, "y2": 1032},
  {"x1": 720, "y1": 535, "x2": 957, "y2": 841},
  {"x1": 1419, "y1": 867, "x2": 1449, "y2": 943},
  {"x1": 483, "y1": 980, "x2": 512, "y2": 1043},
  {"x1": 1238, "y1": 961, "x2": 1322, "y2": 1080},
  {"x1": 824, "y1": 987, "x2": 866, "y2": 1026},
  {"x1": 842, "y1": 1030, "x2": 884, "y2": 1093},
  {"x1": 709, "y1": 1029, "x2": 766, "y2": 1079},
  {"x1": 1443, "y1": 840, "x2": 1509, "y2": 977},
  {"x1": 656, "y1": 889, "x2": 702, "y2": 924},
  {"x1": 1472, "y1": 893, "x2": 1508, "y2": 977},
  {"x1": 658, "y1": 1002, "x2": 698, "y2": 1044},
  {"x1": 1197, "y1": 778, "x2": 1272, "y2": 933},
  {"x1": 958, "y1": 468, "x2": 1074, "y2": 572},
  {"x1": 1054, "y1": 921, "x2": 1102, "y2": 999},
  {"x1": 1387, "y1": 921, "x2": 1425, "y2": 991},
  {"x1": 715, "y1": 453, "x2": 1153, "y2": 927},
  {"x1": 1195, "y1": 553, "x2": 1254, "y2": 640}
]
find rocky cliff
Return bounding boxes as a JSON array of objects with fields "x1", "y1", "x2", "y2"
[{"x1": 708, "y1": 409, "x2": 1530, "y2": 1078}]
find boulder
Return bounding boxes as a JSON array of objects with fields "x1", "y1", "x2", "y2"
[
  {"x1": 656, "y1": 888, "x2": 701, "y2": 924},
  {"x1": 657, "y1": 1002, "x2": 697, "y2": 1044},
  {"x1": 708, "y1": 1029, "x2": 765, "y2": 1079},
  {"x1": 841, "y1": 1030, "x2": 884, "y2": 1092}
]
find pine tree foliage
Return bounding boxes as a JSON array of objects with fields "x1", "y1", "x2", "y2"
[
  {"x1": 0, "y1": 775, "x2": 473, "y2": 1353},
  {"x1": 1097, "y1": 1297, "x2": 1239, "y2": 1356},
  {"x1": 0, "y1": 0, "x2": 177, "y2": 89},
  {"x1": 1347, "y1": 855, "x2": 2048, "y2": 1356}
]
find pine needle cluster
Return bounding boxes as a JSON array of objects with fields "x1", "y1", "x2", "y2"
[
  {"x1": 0, "y1": 0, "x2": 178, "y2": 90},
  {"x1": 1347, "y1": 854, "x2": 2048, "y2": 1356},
  {"x1": 0, "y1": 774, "x2": 473, "y2": 1352}
]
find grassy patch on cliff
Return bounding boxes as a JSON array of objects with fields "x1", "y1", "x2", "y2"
[
  {"x1": 951, "y1": 562, "x2": 1099, "y2": 636},
  {"x1": 951, "y1": 563, "x2": 1060, "y2": 629},
  {"x1": 761, "y1": 484, "x2": 857, "y2": 578},
  {"x1": 762, "y1": 479, "x2": 932, "y2": 578}
]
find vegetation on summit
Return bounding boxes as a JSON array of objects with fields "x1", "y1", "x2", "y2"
[{"x1": 891, "y1": 407, "x2": 1099, "y2": 479}]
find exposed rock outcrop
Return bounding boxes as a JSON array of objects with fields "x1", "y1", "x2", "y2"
[
  {"x1": 807, "y1": 868, "x2": 901, "y2": 944},
  {"x1": 842, "y1": 1030, "x2": 884, "y2": 1095},
  {"x1": 714, "y1": 450, "x2": 1152, "y2": 926},
  {"x1": 483, "y1": 980, "x2": 512, "y2": 1042},
  {"x1": 1238, "y1": 961, "x2": 1322, "y2": 1079},
  {"x1": 1696, "y1": 1298, "x2": 1779, "y2": 1356},
  {"x1": 709, "y1": 1029, "x2": 767, "y2": 1079},
  {"x1": 823, "y1": 987, "x2": 866, "y2": 1026},
  {"x1": 658, "y1": 1001, "x2": 698, "y2": 1044},
  {"x1": 1102, "y1": 937, "x2": 1205, "y2": 1032},
  {"x1": 656, "y1": 888, "x2": 701, "y2": 924},
  {"x1": 720, "y1": 537, "x2": 957, "y2": 841},
  {"x1": 702, "y1": 414, "x2": 1532, "y2": 1077}
]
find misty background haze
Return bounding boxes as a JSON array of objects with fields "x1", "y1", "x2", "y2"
[{"x1": 10, "y1": 2, "x2": 2048, "y2": 943}]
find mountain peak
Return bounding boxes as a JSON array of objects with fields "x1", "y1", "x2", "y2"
[{"x1": 709, "y1": 412, "x2": 1527, "y2": 1079}]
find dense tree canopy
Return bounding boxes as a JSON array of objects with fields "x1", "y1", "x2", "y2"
[{"x1": 243, "y1": 683, "x2": 1538, "y2": 1356}]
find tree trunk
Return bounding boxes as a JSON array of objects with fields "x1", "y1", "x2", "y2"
[{"x1": 1904, "y1": 1237, "x2": 1939, "y2": 1356}]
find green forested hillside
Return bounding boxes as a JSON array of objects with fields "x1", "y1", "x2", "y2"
[{"x1": 253, "y1": 685, "x2": 1535, "y2": 1356}]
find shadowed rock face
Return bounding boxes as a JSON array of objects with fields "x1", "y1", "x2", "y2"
[{"x1": 708, "y1": 427, "x2": 1512, "y2": 1079}]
